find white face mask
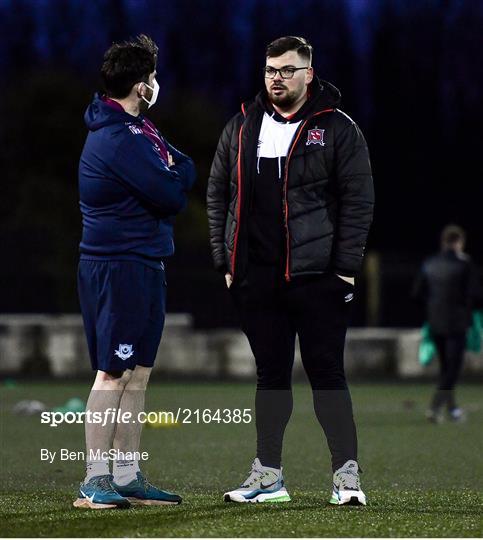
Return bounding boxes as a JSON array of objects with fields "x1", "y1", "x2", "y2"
[{"x1": 141, "y1": 79, "x2": 159, "y2": 109}]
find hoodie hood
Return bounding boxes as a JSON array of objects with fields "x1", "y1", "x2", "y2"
[
  {"x1": 84, "y1": 93, "x2": 141, "y2": 131},
  {"x1": 246, "y1": 77, "x2": 341, "y2": 122}
]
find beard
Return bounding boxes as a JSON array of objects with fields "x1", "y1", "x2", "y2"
[{"x1": 267, "y1": 85, "x2": 302, "y2": 109}]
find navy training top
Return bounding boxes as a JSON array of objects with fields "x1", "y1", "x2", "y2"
[{"x1": 78, "y1": 94, "x2": 196, "y2": 268}]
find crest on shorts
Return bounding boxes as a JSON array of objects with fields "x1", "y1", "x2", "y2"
[
  {"x1": 306, "y1": 128, "x2": 325, "y2": 146},
  {"x1": 114, "y1": 344, "x2": 134, "y2": 361}
]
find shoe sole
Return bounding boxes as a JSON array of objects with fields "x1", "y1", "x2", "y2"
[
  {"x1": 329, "y1": 490, "x2": 366, "y2": 506},
  {"x1": 224, "y1": 490, "x2": 291, "y2": 503},
  {"x1": 126, "y1": 497, "x2": 181, "y2": 506},
  {"x1": 73, "y1": 498, "x2": 129, "y2": 509}
]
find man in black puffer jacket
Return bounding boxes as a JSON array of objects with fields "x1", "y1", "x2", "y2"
[
  {"x1": 413, "y1": 225, "x2": 483, "y2": 423},
  {"x1": 207, "y1": 36, "x2": 374, "y2": 506}
]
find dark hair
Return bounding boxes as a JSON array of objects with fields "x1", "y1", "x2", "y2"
[
  {"x1": 266, "y1": 36, "x2": 313, "y2": 64},
  {"x1": 441, "y1": 224, "x2": 466, "y2": 249},
  {"x1": 101, "y1": 34, "x2": 158, "y2": 99}
]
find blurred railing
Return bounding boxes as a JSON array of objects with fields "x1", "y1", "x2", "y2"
[{"x1": 0, "y1": 314, "x2": 481, "y2": 379}]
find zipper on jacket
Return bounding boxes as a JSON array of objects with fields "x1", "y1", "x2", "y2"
[{"x1": 283, "y1": 108, "x2": 334, "y2": 282}]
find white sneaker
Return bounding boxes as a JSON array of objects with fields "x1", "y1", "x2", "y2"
[
  {"x1": 448, "y1": 407, "x2": 466, "y2": 422},
  {"x1": 426, "y1": 408, "x2": 444, "y2": 424},
  {"x1": 330, "y1": 460, "x2": 366, "y2": 506},
  {"x1": 224, "y1": 458, "x2": 291, "y2": 503}
]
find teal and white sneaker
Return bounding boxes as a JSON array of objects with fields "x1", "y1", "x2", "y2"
[
  {"x1": 330, "y1": 460, "x2": 366, "y2": 506},
  {"x1": 224, "y1": 458, "x2": 291, "y2": 503},
  {"x1": 113, "y1": 471, "x2": 182, "y2": 505},
  {"x1": 73, "y1": 474, "x2": 130, "y2": 509}
]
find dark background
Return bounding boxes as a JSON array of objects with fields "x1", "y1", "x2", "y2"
[{"x1": 0, "y1": 0, "x2": 481, "y2": 327}]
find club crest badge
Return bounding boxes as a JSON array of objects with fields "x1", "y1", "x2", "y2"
[
  {"x1": 114, "y1": 344, "x2": 134, "y2": 361},
  {"x1": 127, "y1": 124, "x2": 143, "y2": 135},
  {"x1": 306, "y1": 128, "x2": 325, "y2": 146}
]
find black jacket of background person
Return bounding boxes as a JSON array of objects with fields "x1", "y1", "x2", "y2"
[
  {"x1": 413, "y1": 249, "x2": 483, "y2": 335},
  {"x1": 207, "y1": 78, "x2": 375, "y2": 284}
]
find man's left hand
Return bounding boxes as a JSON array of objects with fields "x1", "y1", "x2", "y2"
[{"x1": 337, "y1": 274, "x2": 355, "y2": 286}]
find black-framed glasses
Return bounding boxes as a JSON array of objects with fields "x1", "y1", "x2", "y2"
[{"x1": 263, "y1": 66, "x2": 310, "y2": 79}]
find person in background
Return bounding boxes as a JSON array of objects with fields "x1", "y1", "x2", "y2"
[{"x1": 413, "y1": 225, "x2": 483, "y2": 423}]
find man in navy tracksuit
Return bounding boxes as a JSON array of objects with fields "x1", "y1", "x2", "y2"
[{"x1": 75, "y1": 35, "x2": 195, "y2": 509}]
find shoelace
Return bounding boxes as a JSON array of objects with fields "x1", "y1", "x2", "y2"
[
  {"x1": 95, "y1": 475, "x2": 118, "y2": 494},
  {"x1": 241, "y1": 466, "x2": 266, "y2": 488},
  {"x1": 337, "y1": 469, "x2": 360, "y2": 490},
  {"x1": 139, "y1": 474, "x2": 156, "y2": 492}
]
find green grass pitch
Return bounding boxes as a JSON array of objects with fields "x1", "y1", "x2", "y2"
[{"x1": 0, "y1": 381, "x2": 482, "y2": 537}]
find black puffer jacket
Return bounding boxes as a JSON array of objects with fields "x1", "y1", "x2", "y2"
[
  {"x1": 413, "y1": 249, "x2": 483, "y2": 334},
  {"x1": 207, "y1": 79, "x2": 374, "y2": 283}
]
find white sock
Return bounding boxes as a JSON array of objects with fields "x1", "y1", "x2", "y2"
[
  {"x1": 85, "y1": 459, "x2": 109, "y2": 482},
  {"x1": 113, "y1": 459, "x2": 140, "y2": 485}
]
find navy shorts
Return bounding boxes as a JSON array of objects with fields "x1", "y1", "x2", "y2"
[{"x1": 78, "y1": 259, "x2": 167, "y2": 372}]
